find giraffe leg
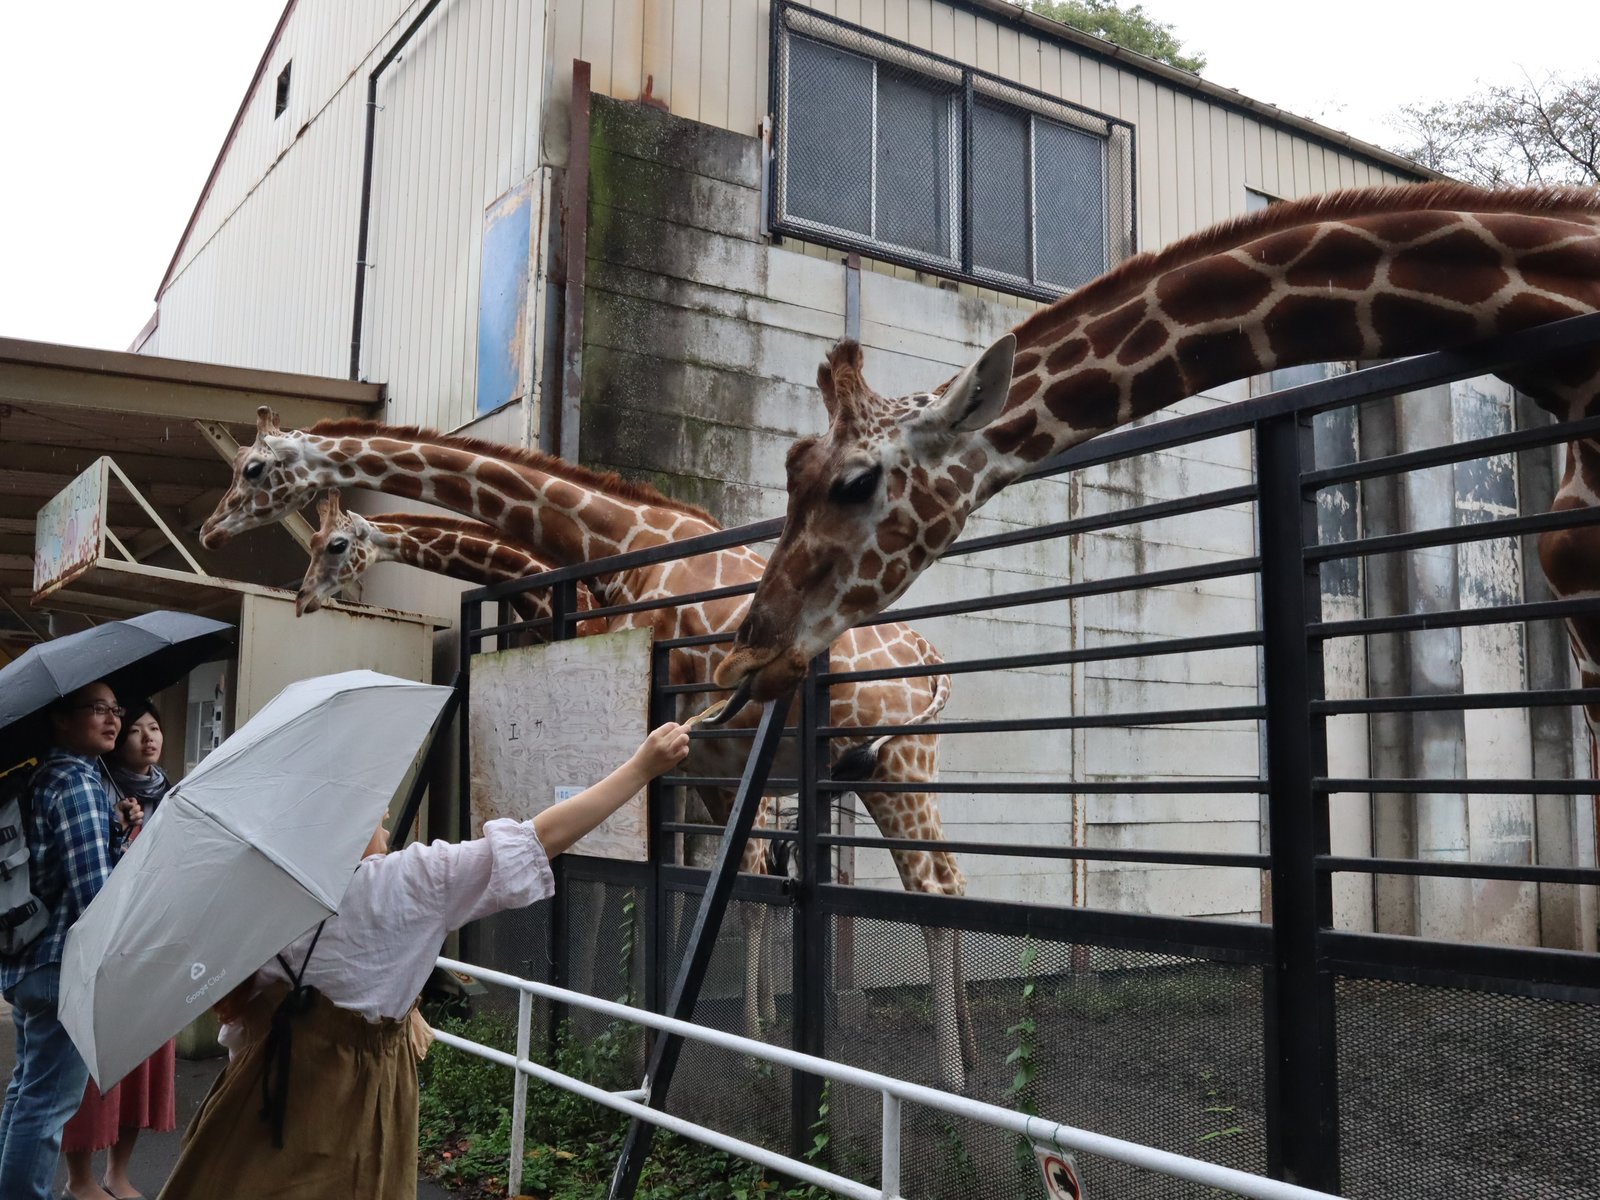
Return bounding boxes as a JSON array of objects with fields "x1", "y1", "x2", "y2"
[
  {"x1": 954, "y1": 929, "x2": 978, "y2": 1071},
  {"x1": 741, "y1": 902, "x2": 769, "y2": 1040},
  {"x1": 920, "y1": 924, "x2": 966, "y2": 1093}
]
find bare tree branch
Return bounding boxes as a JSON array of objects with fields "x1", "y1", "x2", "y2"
[{"x1": 1387, "y1": 72, "x2": 1600, "y2": 187}]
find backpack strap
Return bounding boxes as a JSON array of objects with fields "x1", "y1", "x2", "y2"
[{"x1": 258, "y1": 920, "x2": 328, "y2": 1149}]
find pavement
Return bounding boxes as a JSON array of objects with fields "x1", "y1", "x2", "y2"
[{"x1": 1, "y1": 998, "x2": 455, "y2": 1199}]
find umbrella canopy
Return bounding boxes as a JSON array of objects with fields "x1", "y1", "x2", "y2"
[
  {"x1": 59, "y1": 669, "x2": 453, "y2": 1089},
  {"x1": 0, "y1": 610, "x2": 234, "y2": 768}
]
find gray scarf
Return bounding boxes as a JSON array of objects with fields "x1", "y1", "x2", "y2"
[{"x1": 107, "y1": 761, "x2": 172, "y2": 816}]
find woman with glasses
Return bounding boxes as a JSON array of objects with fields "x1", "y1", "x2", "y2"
[
  {"x1": 62, "y1": 700, "x2": 176, "y2": 1200},
  {"x1": 0, "y1": 682, "x2": 143, "y2": 1200}
]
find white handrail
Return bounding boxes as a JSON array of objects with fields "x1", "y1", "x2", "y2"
[{"x1": 433, "y1": 955, "x2": 1345, "y2": 1200}]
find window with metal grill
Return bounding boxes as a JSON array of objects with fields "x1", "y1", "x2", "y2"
[
  {"x1": 772, "y1": 3, "x2": 1135, "y2": 300},
  {"x1": 275, "y1": 63, "x2": 291, "y2": 119}
]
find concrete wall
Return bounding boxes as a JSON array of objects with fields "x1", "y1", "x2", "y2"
[{"x1": 581, "y1": 94, "x2": 1264, "y2": 918}]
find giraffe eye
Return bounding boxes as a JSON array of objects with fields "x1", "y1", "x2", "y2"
[
  {"x1": 830, "y1": 464, "x2": 882, "y2": 506},
  {"x1": 326, "y1": 537, "x2": 349, "y2": 555},
  {"x1": 243, "y1": 460, "x2": 266, "y2": 481}
]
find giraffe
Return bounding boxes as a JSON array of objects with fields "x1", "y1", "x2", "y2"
[
  {"x1": 294, "y1": 489, "x2": 606, "y2": 636},
  {"x1": 297, "y1": 486, "x2": 789, "y2": 1030},
  {"x1": 716, "y1": 183, "x2": 1600, "y2": 730},
  {"x1": 200, "y1": 416, "x2": 978, "y2": 1089}
]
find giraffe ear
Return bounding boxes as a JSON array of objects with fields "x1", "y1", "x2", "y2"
[{"x1": 920, "y1": 334, "x2": 1016, "y2": 435}]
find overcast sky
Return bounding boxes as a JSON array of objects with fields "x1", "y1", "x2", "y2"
[{"x1": 2, "y1": 0, "x2": 1597, "y2": 353}]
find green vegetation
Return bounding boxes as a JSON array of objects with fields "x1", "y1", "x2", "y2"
[
  {"x1": 419, "y1": 1012, "x2": 839, "y2": 1199},
  {"x1": 1017, "y1": 1, "x2": 1206, "y2": 73}
]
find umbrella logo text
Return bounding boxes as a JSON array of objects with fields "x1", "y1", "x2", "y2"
[{"x1": 186, "y1": 966, "x2": 228, "y2": 1006}]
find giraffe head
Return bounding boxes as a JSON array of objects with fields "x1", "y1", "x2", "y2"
[
  {"x1": 200, "y1": 406, "x2": 319, "y2": 548},
  {"x1": 713, "y1": 336, "x2": 1015, "y2": 709},
  {"x1": 296, "y1": 490, "x2": 380, "y2": 616}
]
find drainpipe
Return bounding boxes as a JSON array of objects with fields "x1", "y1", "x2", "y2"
[{"x1": 349, "y1": 0, "x2": 450, "y2": 381}]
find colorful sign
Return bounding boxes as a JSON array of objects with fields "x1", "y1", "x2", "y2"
[
  {"x1": 33, "y1": 460, "x2": 106, "y2": 595},
  {"x1": 1034, "y1": 1146, "x2": 1084, "y2": 1199}
]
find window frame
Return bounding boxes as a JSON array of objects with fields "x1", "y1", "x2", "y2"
[
  {"x1": 770, "y1": 1, "x2": 1136, "y2": 301},
  {"x1": 776, "y1": 35, "x2": 963, "y2": 268}
]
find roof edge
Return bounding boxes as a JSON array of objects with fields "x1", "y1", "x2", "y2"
[
  {"x1": 0, "y1": 336, "x2": 384, "y2": 406},
  {"x1": 959, "y1": 0, "x2": 1441, "y2": 182}
]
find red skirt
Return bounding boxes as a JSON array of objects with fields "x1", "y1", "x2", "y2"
[{"x1": 62, "y1": 1039, "x2": 178, "y2": 1153}]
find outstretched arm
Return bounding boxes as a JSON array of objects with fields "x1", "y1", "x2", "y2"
[{"x1": 533, "y1": 722, "x2": 690, "y2": 857}]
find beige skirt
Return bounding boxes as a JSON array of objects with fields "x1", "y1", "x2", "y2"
[{"x1": 157, "y1": 985, "x2": 419, "y2": 1200}]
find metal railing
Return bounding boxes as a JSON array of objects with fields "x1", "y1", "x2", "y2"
[{"x1": 430, "y1": 954, "x2": 1343, "y2": 1200}]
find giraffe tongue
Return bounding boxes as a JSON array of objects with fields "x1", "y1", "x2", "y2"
[{"x1": 700, "y1": 678, "x2": 755, "y2": 727}]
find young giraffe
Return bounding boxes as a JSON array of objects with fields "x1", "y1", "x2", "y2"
[
  {"x1": 718, "y1": 183, "x2": 1600, "y2": 727},
  {"x1": 294, "y1": 489, "x2": 606, "y2": 634},
  {"x1": 200, "y1": 416, "x2": 978, "y2": 1088}
]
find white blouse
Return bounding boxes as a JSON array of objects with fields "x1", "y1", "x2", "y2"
[{"x1": 253, "y1": 818, "x2": 556, "y2": 1022}]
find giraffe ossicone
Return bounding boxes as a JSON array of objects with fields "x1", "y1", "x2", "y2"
[{"x1": 719, "y1": 181, "x2": 1600, "y2": 707}]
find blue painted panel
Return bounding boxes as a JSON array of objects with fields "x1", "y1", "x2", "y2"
[{"x1": 476, "y1": 184, "x2": 534, "y2": 416}]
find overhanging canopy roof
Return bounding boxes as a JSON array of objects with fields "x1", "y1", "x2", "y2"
[{"x1": 0, "y1": 337, "x2": 385, "y2": 644}]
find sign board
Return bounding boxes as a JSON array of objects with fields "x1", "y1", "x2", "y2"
[
  {"x1": 34, "y1": 459, "x2": 107, "y2": 595},
  {"x1": 468, "y1": 628, "x2": 652, "y2": 860},
  {"x1": 1034, "y1": 1146, "x2": 1084, "y2": 1200}
]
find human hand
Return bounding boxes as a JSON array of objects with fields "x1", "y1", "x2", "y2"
[
  {"x1": 117, "y1": 796, "x2": 144, "y2": 832},
  {"x1": 630, "y1": 722, "x2": 690, "y2": 779}
]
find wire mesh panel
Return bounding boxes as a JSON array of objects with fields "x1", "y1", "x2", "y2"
[
  {"x1": 826, "y1": 918, "x2": 1266, "y2": 1199},
  {"x1": 655, "y1": 887, "x2": 796, "y2": 1156},
  {"x1": 464, "y1": 902, "x2": 553, "y2": 1027},
  {"x1": 771, "y1": 1, "x2": 1134, "y2": 298},
  {"x1": 1336, "y1": 977, "x2": 1600, "y2": 1199}
]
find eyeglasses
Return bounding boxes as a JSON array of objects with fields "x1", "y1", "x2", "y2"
[{"x1": 72, "y1": 702, "x2": 126, "y2": 719}]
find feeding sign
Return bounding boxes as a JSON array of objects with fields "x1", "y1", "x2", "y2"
[
  {"x1": 1034, "y1": 1146, "x2": 1084, "y2": 1200},
  {"x1": 468, "y1": 628, "x2": 652, "y2": 860}
]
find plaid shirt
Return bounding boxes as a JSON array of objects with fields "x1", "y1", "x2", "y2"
[{"x1": 0, "y1": 747, "x2": 126, "y2": 990}]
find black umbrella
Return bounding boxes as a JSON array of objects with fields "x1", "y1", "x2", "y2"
[{"x1": 0, "y1": 611, "x2": 235, "y2": 768}]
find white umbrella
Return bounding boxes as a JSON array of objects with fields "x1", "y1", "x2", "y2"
[{"x1": 59, "y1": 670, "x2": 453, "y2": 1088}]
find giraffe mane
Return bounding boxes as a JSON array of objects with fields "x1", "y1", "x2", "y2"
[
  {"x1": 1010, "y1": 181, "x2": 1600, "y2": 347},
  {"x1": 301, "y1": 419, "x2": 717, "y2": 523}
]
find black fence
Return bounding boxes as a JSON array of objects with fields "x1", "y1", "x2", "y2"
[{"x1": 455, "y1": 311, "x2": 1600, "y2": 1199}]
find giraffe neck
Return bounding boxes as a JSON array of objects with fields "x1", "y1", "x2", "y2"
[
  {"x1": 969, "y1": 187, "x2": 1600, "y2": 506},
  {"x1": 295, "y1": 432, "x2": 720, "y2": 576},
  {"x1": 366, "y1": 518, "x2": 545, "y2": 587}
]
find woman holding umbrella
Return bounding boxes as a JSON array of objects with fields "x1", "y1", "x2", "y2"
[
  {"x1": 62, "y1": 701, "x2": 177, "y2": 1200},
  {"x1": 156, "y1": 718, "x2": 692, "y2": 1200}
]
